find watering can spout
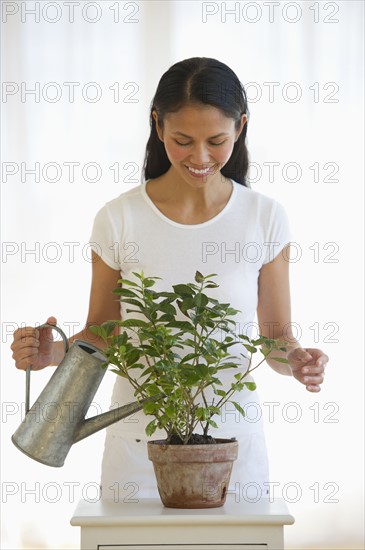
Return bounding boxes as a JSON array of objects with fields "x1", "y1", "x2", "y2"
[
  {"x1": 12, "y1": 325, "x2": 157, "y2": 467},
  {"x1": 73, "y1": 401, "x2": 146, "y2": 443}
]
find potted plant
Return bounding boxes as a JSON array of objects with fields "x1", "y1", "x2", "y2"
[{"x1": 91, "y1": 271, "x2": 287, "y2": 508}]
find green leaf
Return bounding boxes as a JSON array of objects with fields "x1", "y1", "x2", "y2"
[
  {"x1": 195, "y1": 271, "x2": 205, "y2": 283},
  {"x1": 177, "y1": 298, "x2": 194, "y2": 316},
  {"x1": 166, "y1": 321, "x2": 193, "y2": 331},
  {"x1": 271, "y1": 357, "x2": 289, "y2": 364},
  {"x1": 113, "y1": 288, "x2": 138, "y2": 297},
  {"x1": 125, "y1": 308, "x2": 146, "y2": 315},
  {"x1": 143, "y1": 278, "x2": 157, "y2": 288},
  {"x1": 173, "y1": 284, "x2": 195, "y2": 296},
  {"x1": 243, "y1": 344, "x2": 258, "y2": 354},
  {"x1": 145, "y1": 420, "x2": 157, "y2": 436},
  {"x1": 157, "y1": 313, "x2": 175, "y2": 323},
  {"x1": 143, "y1": 401, "x2": 161, "y2": 414},
  {"x1": 118, "y1": 298, "x2": 144, "y2": 308},
  {"x1": 243, "y1": 382, "x2": 257, "y2": 391},
  {"x1": 145, "y1": 383, "x2": 161, "y2": 396},
  {"x1": 125, "y1": 348, "x2": 141, "y2": 366},
  {"x1": 165, "y1": 405, "x2": 175, "y2": 419},
  {"x1": 111, "y1": 332, "x2": 128, "y2": 346},
  {"x1": 231, "y1": 401, "x2": 245, "y2": 416},
  {"x1": 226, "y1": 307, "x2": 240, "y2": 316},
  {"x1": 184, "y1": 372, "x2": 201, "y2": 385},
  {"x1": 217, "y1": 362, "x2": 238, "y2": 370},
  {"x1": 158, "y1": 303, "x2": 176, "y2": 316},
  {"x1": 140, "y1": 346, "x2": 161, "y2": 358},
  {"x1": 195, "y1": 407, "x2": 208, "y2": 420},
  {"x1": 194, "y1": 293, "x2": 208, "y2": 308},
  {"x1": 89, "y1": 325, "x2": 102, "y2": 338},
  {"x1": 180, "y1": 352, "x2": 199, "y2": 363},
  {"x1": 120, "y1": 319, "x2": 149, "y2": 328},
  {"x1": 196, "y1": 363, "x2": 209, "y2": 377},
  {"x1": 158, "y1": 414, "x2": 171, "y2": 427},
  {"x1": 111, "y1": 369, "x2": 128, "y2": 378},
  {"x1": 251, "y1": 337, "x2": 266, "y2": 346},
  {"x1": 100, "y1": 321, "x2": 118, "y2": 336},
  {"x1": 120, "y1": 279, "x2": 139, "y2": 287},
  {"x1": 208, "y1": 419, "x2": 218, "y2": 429}
]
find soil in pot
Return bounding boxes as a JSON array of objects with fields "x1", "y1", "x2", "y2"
[
  {"x1": 168, "y1": 433, "x2": 217, "y2": 445},
  {"x1": 147, "y1": 437, "x2": 238, "y2": 509}
]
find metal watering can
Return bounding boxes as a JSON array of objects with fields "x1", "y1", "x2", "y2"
[{"x1": 12, "y1": 323, "x2": 152, "y2": 467}]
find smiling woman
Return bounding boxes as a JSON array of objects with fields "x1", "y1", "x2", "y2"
[{"x1": 11, "y1": 56, "x2": 328, "y2": 503}]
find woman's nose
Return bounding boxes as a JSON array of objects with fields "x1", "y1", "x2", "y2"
[{"x1": 189, "y1": 144, "x2": 212, "y2": 165}]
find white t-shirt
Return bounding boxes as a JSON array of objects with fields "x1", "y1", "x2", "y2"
[{"x1": 90, "y1": 179, "x2": 291, "y2": 440}]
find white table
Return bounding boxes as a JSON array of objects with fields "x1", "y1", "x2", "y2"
[{"x1": 70, "y1": 496, "x2": 294, "y2": 549}]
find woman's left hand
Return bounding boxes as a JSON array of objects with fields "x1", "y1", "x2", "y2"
[{"x1": 287, "y1": 347, "x2": 328, "y2": 392}]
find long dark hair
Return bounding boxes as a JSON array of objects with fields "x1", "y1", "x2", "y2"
[{"x1": 142, "y1": 57, "x2": 250, "y2": 186}]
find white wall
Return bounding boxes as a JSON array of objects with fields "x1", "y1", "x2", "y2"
[{"x1": 1, "y1": 1, "x2": 364, "y2": 548}]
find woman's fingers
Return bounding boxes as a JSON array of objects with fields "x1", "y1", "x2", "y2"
[
  {"x1": 11, "y1": 320, "x2": 57, "y2": 371},
  {"x1": 288, "y1": 347, "x2": 328, "y2": 392}
]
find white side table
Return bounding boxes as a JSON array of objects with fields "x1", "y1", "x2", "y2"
[{"x1": 70, "y1": 496, "x2": 294, "y2": 550}]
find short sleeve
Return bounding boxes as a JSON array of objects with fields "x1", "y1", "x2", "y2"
[
  {"x1": 262, "y1": 200, "x2": 292, "y2": 265},
  {"x1": 89, "y1": 205, "x2": 120, "y2": 270}
]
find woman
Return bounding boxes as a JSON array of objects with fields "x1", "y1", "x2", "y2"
[{"x1": 11, "y1": 57, "x2": 328, "y2": 500}]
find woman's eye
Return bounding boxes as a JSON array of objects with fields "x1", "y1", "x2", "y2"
[
  {"x1": 175, "y1": 140, "x2": 191, "y2": 146},
  {"x1": 175, "y1": 140, "x2": 226, "y2": 147}
]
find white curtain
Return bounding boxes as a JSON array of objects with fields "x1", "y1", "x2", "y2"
[{"x1": 1, "y1": 2, "x2": 363, "y2": 548}]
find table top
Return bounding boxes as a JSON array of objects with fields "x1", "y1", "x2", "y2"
[{"x1": 70, "y1": 496, "x2": 295, "y2": 527}]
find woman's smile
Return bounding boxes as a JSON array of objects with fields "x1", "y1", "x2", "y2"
[{"x1": 184, "y1": 163, "x2": 219, "y2": 178}]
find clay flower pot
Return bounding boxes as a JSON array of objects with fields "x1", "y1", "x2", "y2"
[{"x1": 147, "y1": 438, "x2": 238, "y2": 508}]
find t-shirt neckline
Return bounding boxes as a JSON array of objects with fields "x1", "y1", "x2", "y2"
[{"x1": 141, "y1": 178, "x2": 237, "y2": 229}]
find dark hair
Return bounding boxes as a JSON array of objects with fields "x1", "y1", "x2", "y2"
[{"x1": 142, "y1": 57, "x2": 250, "y2": 187}]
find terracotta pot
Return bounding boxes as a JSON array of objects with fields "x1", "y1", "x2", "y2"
[{"x1": 147, "y1": 438, "x2": 238, "y2": 508}]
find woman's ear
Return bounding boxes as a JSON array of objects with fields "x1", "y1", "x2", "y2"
[
  {"x1": 152, "y1": 110, "x2": 164, "y2": 142},
  {"x1": 235, "y1": 113, "x2": 248, "y2": 142}
]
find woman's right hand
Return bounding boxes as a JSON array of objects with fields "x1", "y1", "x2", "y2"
[{"x1": 11, "y1": 316, "x2": 58, "y2": 371}]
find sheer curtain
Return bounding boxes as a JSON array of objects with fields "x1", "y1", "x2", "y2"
[{"x1": 2, "y1": 2, "x2": 363, "y2": 548}]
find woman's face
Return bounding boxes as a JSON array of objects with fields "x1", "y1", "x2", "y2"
[{"x1": 153, "y1": 104, "x2": 246, "y2": 187}]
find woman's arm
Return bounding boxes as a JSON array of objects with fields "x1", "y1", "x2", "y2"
[{"x1": 257, "y1": 244, "x2": 328, "y2": 392}]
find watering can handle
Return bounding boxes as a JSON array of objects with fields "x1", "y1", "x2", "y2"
[{"x1": 25, "y1": 323, "x2": 69, "y2": 413}]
